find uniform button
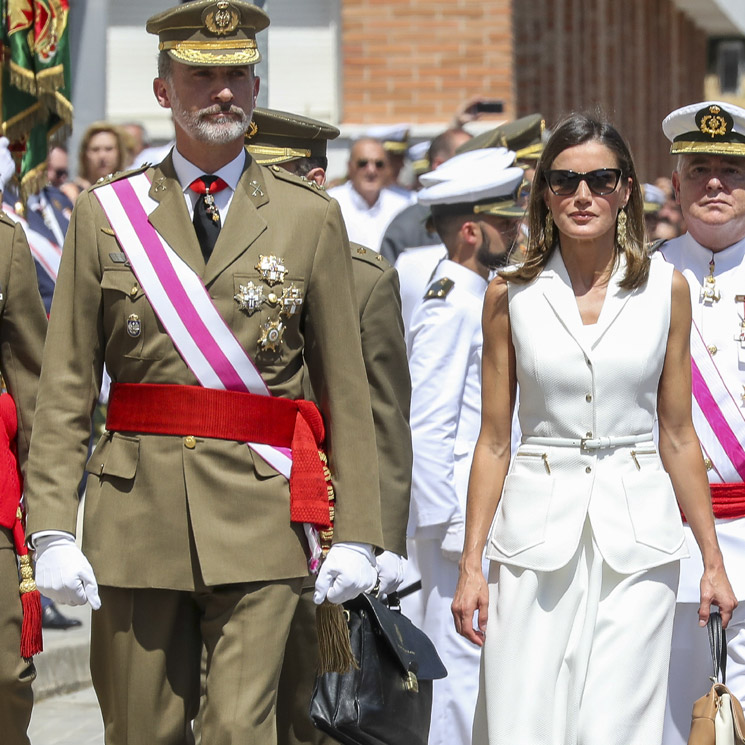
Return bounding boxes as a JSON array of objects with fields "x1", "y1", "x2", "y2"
[
  {"x1": 704, "y1": 458, "x2": 713, "y2": 471},
  {"x1": 184, "y1": 436, "x2": 196, "y2": 449},
  {"x1": 707, "y1": 345, "x2": 717, "y2": 355},
  {"x1": 585, "y1": 466, "x2": 592, "y2": 474},
  {"x1": 585, "y1": 394, "x2": 592, "y2": 402},
  {"x1": 130, "y1": 285, "x2": 139, "y2": 298},
  {"x1": 585, "y1": 431, "x2": 593, "y2": 438}
]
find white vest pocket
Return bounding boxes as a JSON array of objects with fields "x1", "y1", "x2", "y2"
[
  {"x1": 623, "y1": 470, "x2": 686, "y2": 554},
  {"x1": 490, "y1": 473, "x2": 554, "y2": 557}
]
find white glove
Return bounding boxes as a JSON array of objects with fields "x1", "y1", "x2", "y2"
[
  {"x1": 0, "y1": 137, "x2": 15, "y2": 193},
  {"x1": 375, "y1": 551, "x2": 405, "y2": 595},
  {"x1": 440, "y1": 519, "x2": 466, "y2": 563},
  {"x1": 33, "y1": 534, "x2": 101, "y2": 609},
  {"x1": 313, "y1": 541, "x2": 377, "y2": 605}
]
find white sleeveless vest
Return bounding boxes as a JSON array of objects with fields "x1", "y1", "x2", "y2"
[{"x1": 485, "y1": 250, "x2": 689, "y2": 574}]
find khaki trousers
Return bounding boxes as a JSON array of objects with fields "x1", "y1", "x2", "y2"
[
  {"x1": 91, "y1": 578, "x2": 303, "y2": 745},
  {"x1": 276, "y1": 583, "x2": 334, "y2": 745},
  {"x1": 0, "y1": 528, "x2": 34, "y2": 745}
]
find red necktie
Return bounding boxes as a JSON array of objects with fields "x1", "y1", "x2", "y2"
[{"x1": 189, "y1": 175, "x2": 228, "y2": 262}]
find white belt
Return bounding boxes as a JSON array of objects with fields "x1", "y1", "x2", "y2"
[{"x1": 521, "y1": 433, "x2": 654, "y2": 451}]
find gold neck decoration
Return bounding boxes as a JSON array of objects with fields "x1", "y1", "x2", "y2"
[{"x1": 701, "y1": 257, "x2": 720, "y2": 304}]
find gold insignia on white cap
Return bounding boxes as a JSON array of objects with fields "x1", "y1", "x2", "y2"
[{"x1": 662, "y1": 101, "x2": 745, "y2": 156}]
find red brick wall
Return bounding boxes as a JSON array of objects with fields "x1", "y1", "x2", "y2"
[
  {"x1": 340, "y1": 0, "x2": 709, "y2": 179},
  {"x1": 341, "y1": 0, "x2": 515, "y2": 124},
  {"x1": 512, "y1": 0, "x2": 707, "y2": 179}
]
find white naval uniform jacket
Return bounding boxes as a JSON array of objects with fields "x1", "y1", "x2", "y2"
[
  {"x1": 486, "y1": 250, "x2": 689, "y2": 575},
  {"x1": 661, "y1": 233, "x2": 745, "y2": 602},
  {"x1": 407, "y1": 259, "x2": 487, "y2": 533}
]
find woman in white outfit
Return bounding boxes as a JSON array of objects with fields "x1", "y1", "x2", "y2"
[{"x1": 451, "y1": 113, "x2": 737, "y2": 745}]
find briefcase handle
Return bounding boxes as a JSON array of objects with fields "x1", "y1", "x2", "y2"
[{"x1": 707, "y1": 611, "x2": 728, "y2": 684}]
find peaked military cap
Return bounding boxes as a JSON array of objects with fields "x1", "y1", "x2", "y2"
[
  {"x1": 456, "y1": 113, "x2": 545, "y2": 161},
  {"x1": 418, "y1": 148, "x2": 524, "y2": 219},
  {"x1": 364, "y1": 124, "x2": 410, "y2": 154},
  {"x1": 246, "y1": 108, "x2": 340, "y2": 165},
  {"x1": 663, "y1": 101, "x2": 745, "y2": 157},
  {"x1": 642, "y1": 183, "x2": 664, "y2": 214},
  {"x1": 147, "y1": 0, "x2": 269, "y2": 66}
]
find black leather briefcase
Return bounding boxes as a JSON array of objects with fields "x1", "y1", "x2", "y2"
[{"x1": 310, "y1": 592, "x2": 447, "y2": 745}]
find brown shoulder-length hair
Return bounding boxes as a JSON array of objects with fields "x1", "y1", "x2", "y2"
[
  {"x1": 77, "y1": 122, "x2": 129, "y2": 183},
  {"x1": 504, "y1": 111, "x2": 649, "y2": 290}
]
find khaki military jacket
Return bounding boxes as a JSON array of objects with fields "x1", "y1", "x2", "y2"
[
  {"x1": 0, "y1": 214, "x2": 46, "y2": 473},
  {"x1": 348, "y1": 246, "x2": 411, "y2": 556},
  {"x1": 25, "y1": 152, "x2": 383, "y2": 590}
]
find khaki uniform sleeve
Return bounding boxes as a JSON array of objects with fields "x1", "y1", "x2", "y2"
[
  {"x1": 303, "y1": 199, "x2": 383, "y2": 548},
  {"x1": 357, "y1": 264, "x2": 411, "y2": 556},
  {"x1": 0, "y1": 221, "x2": 47, "y2": 472},
  {"x1": 25, "y1": 192, "x2": 104, "y2": 535}
]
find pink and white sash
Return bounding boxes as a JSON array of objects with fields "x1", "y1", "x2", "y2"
[
  {"x1": 3, "y1": 204, "x2": 62, "y2": 282},
  {"x1": 94, "y1": 172, "x2": 323, "y2": 565},
  {"x1": 690, "y1": 322, "x2": 745, "y2": 483}
]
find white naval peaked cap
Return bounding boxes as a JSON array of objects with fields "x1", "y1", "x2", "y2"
[
  {"x1": 642, "y1": 183, "x2": 665, "y2": 213},
  {"x1": 662, "y1": 101, "x2": 745, "y2": 156},
  {"x1": 419, "y1": 147, "x2": 517, "y2": 187},
  {"x1": 417, "y1": 147, "x2": 524, "y2": 218},
  {"x1": 364, "y1": 124, "x2": 410, "y2": 153}
]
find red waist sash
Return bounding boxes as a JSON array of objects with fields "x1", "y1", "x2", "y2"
[
  {"x1": 106, "y1": 383, "x2": 332, "y2": 528},
  {"x1": 681, "y1": 483, "x2": 745, "y2": 522}
]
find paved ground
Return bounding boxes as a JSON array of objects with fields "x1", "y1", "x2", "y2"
[
  {"x1": 28, "y1": 686, "x2": 104, "y2": 745},
  {"x1": 28, "y1": 603, "x2": 104, "y2": 744}
]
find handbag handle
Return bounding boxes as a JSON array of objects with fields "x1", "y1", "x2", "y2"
[{"x1": 707, "y1": 611, "x2": 728, "y2": 684}]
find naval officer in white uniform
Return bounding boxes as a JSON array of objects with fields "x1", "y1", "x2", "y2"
[
  {"x1": 660, "y1": 101, "x2": 745, "y2": 745},
  {"x1": 407, "y1": 148, "x2": 525, "y2": 745}
]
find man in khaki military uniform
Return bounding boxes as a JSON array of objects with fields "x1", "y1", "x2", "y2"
[
  {"x1": 247, "y1": 107, "x2": 412, "y2": 745},
  {"x1": 24, "y1": 3, "x2": 382, "y2": 744},
  {"x1": 0, "y1": 142, "x2": 48, "y2": 744}
]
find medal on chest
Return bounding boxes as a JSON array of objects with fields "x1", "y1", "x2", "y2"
[
  {"x1": 701, "y1": 258, "x2": 720, "y2": 304},
  {"x1": 736, "y1": 295, "x2": 745, "y2": 367}
]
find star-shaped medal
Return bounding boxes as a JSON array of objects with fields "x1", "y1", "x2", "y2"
[
  {"x1": 258, "y1": 319, "x2": 285, "y2": 352},
  {"x1": 255, "y1": 255, "x2": 288, "y2": 286},
  {"x1": 234, "y1": 281, "x2": 265, "y2": 315}
]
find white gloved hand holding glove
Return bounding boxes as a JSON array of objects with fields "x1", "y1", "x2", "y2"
[
  {"x1": 313, "y1": 541, "x2": 377, "y2": 605},
  {"x1": 0, "y1": 137, "x2": 15, "y2": 193},
  {"x1": 33, "y1": 534, "x2": 101, "y2": 609},
  {"x1": 375, "y1": 551, "x2": 405, "y2": 595},
  {"x1": 440, "y1": 519, "x2": 466, "y2": 563}
]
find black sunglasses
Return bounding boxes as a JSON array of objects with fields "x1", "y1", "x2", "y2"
[
  {"x1": 545, "y1": 168, "x2": 623, "y2": 196},
  {"x1": 356, "y1": 159, "x2": 386, "y2": 170}
]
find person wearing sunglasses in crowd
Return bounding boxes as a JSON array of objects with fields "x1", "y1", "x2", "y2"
[
  {"x1": 451, "y1": 111, "x2": 736, "y2": 745},
  {"x1": 328, "y1": 137, "x2": 413, "y2": 253}
]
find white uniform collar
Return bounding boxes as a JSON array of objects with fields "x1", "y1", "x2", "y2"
[
  {"x1": 171, "y1": 147, "x2": 246, "y2": 195},
  {"x1": 673, "y1": 231, "x2": 745, "y2": 275}
]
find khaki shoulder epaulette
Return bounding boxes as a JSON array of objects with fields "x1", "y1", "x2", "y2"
[
  {"x1": 90, "y1": 163, "x2": 150, "y2": 190},
  {"x1": 0, "y1": 209, "x2": 15, "y2": 228},
  {"x1": 646, "y1": 238, "x2": 668, "y2": 255},
  {"x1": 424, "y1": 277, "x2": 455, "y2": 300},
  {"x1": 351, "y1": 244, "x2": 391, "y2": 271},
  {"x1": 264, "y1": 164, "x2": 331, "y2": 200}
]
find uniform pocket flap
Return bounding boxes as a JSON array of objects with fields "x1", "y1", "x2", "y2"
[
  {"x1": 250, "y1": 446, "x2": 285, "y2": 480},
  {"x1": 490, "y1": 473, "x2": 554, "y2": 557},
  {"x1": 85, "y1": 432, "x2": 140, "y2": 479},
  {"x1": 101, "y1": 269, "x2": 143, "y2": 299},
  {"x1": 623, "y1": 471, "x2": 685, "y2": 553}
]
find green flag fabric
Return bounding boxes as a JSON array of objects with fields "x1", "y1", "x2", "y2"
[{"x1": 1, "y1": 0, "x2": 72, "y2": 201}]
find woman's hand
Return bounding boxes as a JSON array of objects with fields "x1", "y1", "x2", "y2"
[
  {"x1": 452, "y1": 559, "x2": 489, "y2": 646},
  {"x1": 699, "y1": 565, "x2": 738, "y2": 628}
]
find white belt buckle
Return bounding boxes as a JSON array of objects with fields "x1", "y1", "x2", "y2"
[{"x1": 580, "y1": 437, "x2": 594, "y2": 451}]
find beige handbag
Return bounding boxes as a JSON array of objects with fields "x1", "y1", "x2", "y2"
[{"x1": 688, "y1": 612, "x2": 745, "y2": 745}]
